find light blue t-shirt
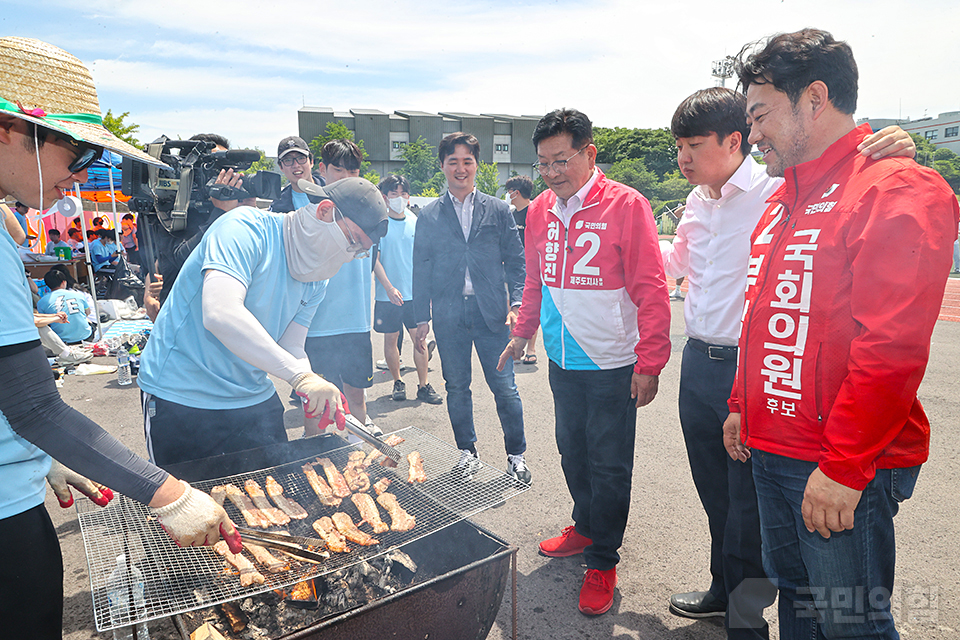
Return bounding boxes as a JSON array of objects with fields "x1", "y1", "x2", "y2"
[
  {"x1": 375, "y1": 213, "x2": 417, "y2": 302},
  {"x1": 44, "y1": 240, "x2": 71, "y2": 256},
  {"x1": 37, "y1": 289, "x2": 91, "y2": 343},
  {"x1": 12, "y1": 208, "x2": 29, "y2": 247},
  {"x1": 307, "y1": 254, "x2": 372, "y2": 337},
  {"x1": 138, "y1": 207, "x2": 326, "y2": 410},
  {"x1": 0, "y1": 231, "x2": 40, "y2": 347},
  {"x1": 291, "y1": 190, "x2": 310, "y2": 210},
  {"x1": 89, "y1": 239, "x2": 112, "y2": 271},
  {"x1": 0, "y1": 228, "x2": 51, "y2": 519}
]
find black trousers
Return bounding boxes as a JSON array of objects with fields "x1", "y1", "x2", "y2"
[
  {"x1": 678, "y1": 341, "x2": 774, "y2": 639},
  {"x1": 0, "y1": 505, "x2": 63, "y2": 639},
  {"x1": 549, "y1": 361, "x2": 636, "y2": 571},
  {"x1": 143, "y1": 392, "x2": 286, "y2": 467}
]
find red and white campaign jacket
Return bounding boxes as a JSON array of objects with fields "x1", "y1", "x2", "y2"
[
  {"x1": 729, "y1": 125, "x2": 960, "y2": 490},
  {"x1": 513, "y1": 170, "x2": 671, "y2": 375}
]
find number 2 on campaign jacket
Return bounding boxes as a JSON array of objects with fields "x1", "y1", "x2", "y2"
[{"x1": 513, "y1": 170, "x2": 671, "y2": 375}]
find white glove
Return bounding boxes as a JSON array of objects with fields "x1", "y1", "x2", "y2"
[
  {"x1": 151, "y1": 481, "x2": 242, "y2": 552},
  {"x1": 289, "y1": 371, "x2": 343, "y2": 418},
  {"x1": 46, "y1": 459, "x2": 114, "y2": 508}
]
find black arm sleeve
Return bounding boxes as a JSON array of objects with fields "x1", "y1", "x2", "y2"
[{"x1": 0, "y1": 345, "x2": 168, "y2": 505}]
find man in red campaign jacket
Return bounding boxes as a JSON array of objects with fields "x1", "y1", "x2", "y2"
[
  {"x1": 722, "y1": 29, "x2": 960, "y2": 640},
  {"x1": 499, "y1": 108, "x2": 670, "y2": 616}
]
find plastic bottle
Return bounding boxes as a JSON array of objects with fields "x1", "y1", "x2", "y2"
[
  {"x1": 117, "y1": 352, "x2": 132, "y2": 386},
  {"x1": 106, "y1": 554, "x2": 150, "y2": 639}
]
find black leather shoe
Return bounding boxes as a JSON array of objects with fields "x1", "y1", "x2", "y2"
[{"x1": 669, "y1": 590, "x2": 726, "y2": 619}]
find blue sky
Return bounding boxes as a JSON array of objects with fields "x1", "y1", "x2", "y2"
[{"x1": 4, "y1": 1, "x2": 959, "y2": 153}]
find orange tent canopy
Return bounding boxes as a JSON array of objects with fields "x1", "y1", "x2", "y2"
[{"x1": 79, "y1": 190, "x2": 131, "y2": 203}]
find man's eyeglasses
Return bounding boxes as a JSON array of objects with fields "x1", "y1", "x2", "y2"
[
  {"x1": 533, "y1": 146, "x2": 587, "y2": 176},
  {"x1": 336, "y1": 209, "x2": 370, "y2": 259},
  {"x1": 280, "y1": 154, "x2": 310, "y2": 168},
  {"x1": 46, "y1": 129, "x2": 103, "y2": 174}
]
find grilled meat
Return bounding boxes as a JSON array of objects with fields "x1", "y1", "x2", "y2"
[
  {"x1": 317, "y1": 457, "x2": 352, "y2": 498},
  {"x1": 264, "y1": 475, "x2": 308, "y2": 519},
  {"x1": 351, "y1": 492, "x2": 389, "y2": 534},
  {"x1": 302, "y1": 463, "x2": 341, "y2": 507},
  {"x1": 244, "y1": 479, "x2": 291, "y2": 526},
  {"x1": 407, "y1": 451, "x2": 427, "y2": 483},
  {"x1": 376, "y1": 492, "x2": 416, "y2": 532},
  {"x1": 312, "y1": 516, "x2": 350, "y2": 553},
  {"x1": 223, "y1": 483, "x2": 271, "y2": 528},
  {"x1": 332, "y1": 512, "x2": 379, "y2": 546},
  {"x1": 213, "y1": 540, "x2": 265, "y2": 587}
]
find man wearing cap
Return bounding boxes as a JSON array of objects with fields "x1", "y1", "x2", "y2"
[
  {"x1": 139, "y1": 176, "x2": 388, "y2": 466},
  {"x1": 0, "y1": 37, "x2": 240, "y2": 638},
  {"x1": 271, "y1": 135, "x2": 325, "y2": 214}
]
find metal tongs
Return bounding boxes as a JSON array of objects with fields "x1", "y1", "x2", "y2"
[
  {"x1": 341, "y1": 413, "x2": 402, "y2": 466},
  {"x1": 235, "y1": 527, "x2": 330, "y2": 564}
]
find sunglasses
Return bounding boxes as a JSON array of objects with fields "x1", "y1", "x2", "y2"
[{"x1": 45, "y1": 129, "x2": 103, "y2": 174}]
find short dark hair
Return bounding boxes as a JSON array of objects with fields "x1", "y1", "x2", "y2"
[
  {"x1": 321, "y1": 139, "x2": 363, "y2": 172},
  {"x1": 532, "y1": 109, "x2": 593, "y2": 150},
  {"x1": 189, "y1": 133, "x2": 231, "y2": 150},
  {"x1": 67, "y1": 228, "x2": 82, "y2": 239},
  {"x1": 97, "y1": 228, "x2": 116, "y2": 241},
  {"x1": 122, "y1": 213, "x2": 134, "y2": 221},
  {"x1": 505, "y1": 175, "x2": 534, "y2": 199},
  {"x1": 735, "y1": 28, "x2": 858, "y2": 115},
  {"x1": 92, "y1": 216, "x2": 103, "y2": 226},
  {"x1": 671, "y1": 87, "x2": 751, "y2": 156},
  {"x1": 47, "y1": 228, "x2": 61, "y2": 238},
  {"x1": 43, "y1": 270, "x2": 66, "y2": 290},
  {"x1": 86, "y1": 230, "x2": 98, "y2": 240},
  {"x1": 438, "y1": 132, "x2": 480, "y2": 164},
  {"x1": 14, "y1": 201, "x2": 28, "y2": 211},
  {"x1": 378, "y1": 174, "x2": 411, "y2": 195}
]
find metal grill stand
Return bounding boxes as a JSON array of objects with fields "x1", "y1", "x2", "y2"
[{"x1": 76, "y1": 427, "x2": 528, "y2": 632}]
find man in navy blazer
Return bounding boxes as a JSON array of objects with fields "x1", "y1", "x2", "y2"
[{"x1": 412, "y1": 132, "x2": 531, "y2": 484}]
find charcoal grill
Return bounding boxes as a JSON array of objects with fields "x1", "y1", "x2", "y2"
[{"x1": 75, "y1": 427, "x2": 527, "y2": 634}]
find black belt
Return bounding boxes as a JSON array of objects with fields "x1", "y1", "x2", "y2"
[{"x1": 688, "y1": 337, "x2": 738, "y2": 361}]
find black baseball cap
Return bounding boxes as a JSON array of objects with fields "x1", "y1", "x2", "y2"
[
  {"x1": 277, "y1": 136, "x2": 310, "y2": 160},
  {"x1": 297, "y1": 178, "x2": 388, "y2": 244}
]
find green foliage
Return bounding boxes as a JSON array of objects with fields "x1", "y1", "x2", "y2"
[
  {"x1": 362, "y1": 170, "x2": 381, "y2": 186},
  {"x1": 911, "y1": 133, "x2": 960, "y2": 194},
  {"x1": 243, "y1": 147, "x2": 275, "y2": 174},
  {"x1": 424, "y1": 171, "x2": 447, "y2": 196},
  {"x1": 475, "y1": 161, "x2": 500, "y2": 196},
  {"x1": 419, "y1": 186, "x2": 440, "y2": 198},
  {"x1": 594, "y1": 126, "x2": 676, "y2": 178},
  {"x1": 654, "y1": 171, "x2": 695, "y2": 202},
  {"x1": 102, "y1": 109, "x2": 141, "y2": 148},
  {"x1": 398, "y1": 137, "x2": 441, "y2": 195},
  {"x1": 606, "y1": 158, "x2": 658, "y2": 195},
  {"x1": 309, "y1": 121, "x2": 371, "y2": 175}
]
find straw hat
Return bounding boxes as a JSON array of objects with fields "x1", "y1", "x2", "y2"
[{"x1": 0, "y1": 37, "x2": 166, "y2": 168}]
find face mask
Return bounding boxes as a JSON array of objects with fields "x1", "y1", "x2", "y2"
[
  {"x1": 283, "y1": 203, "x2": 356, "y2": 282},
  {"x1": 504, "y1": 191, "x2": 514, "y2": 205},
  {"x1": 388, "y1": 196, "x2": 408, "y2": 214}
]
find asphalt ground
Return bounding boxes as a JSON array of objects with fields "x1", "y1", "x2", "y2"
[{"x1": 54, "y1": 288, "x2": 960, "y2": 639}]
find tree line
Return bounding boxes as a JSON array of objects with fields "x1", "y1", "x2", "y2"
[{"x1": 102, "y1": 113, "x2": 960, "y2": 207}]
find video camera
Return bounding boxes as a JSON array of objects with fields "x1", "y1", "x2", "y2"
[{"x1": 122, "y1": 135, "x2": 282, "y2": 233}]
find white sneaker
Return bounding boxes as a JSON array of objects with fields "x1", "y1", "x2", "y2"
[
  {"x1": 57, "y1": 348, "x2": 94, "y2": 366},
  {"x1": 456, "y1": 448, "x2": 481, "y2": 480},
  {"x1": 669, "y1": 288, "x2": 684, "y2": 300},
  {"x1": 507, "y1": 453, "x2": 532, "y2": 485},
  {"x1": 376, "y1": 359, "x2": 390, "y2": 370}
]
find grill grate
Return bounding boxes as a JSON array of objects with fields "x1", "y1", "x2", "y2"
[{"x1": 76, "y1": 427, "x2": 528, "y2": 631}]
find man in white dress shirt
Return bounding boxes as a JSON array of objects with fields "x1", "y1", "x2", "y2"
[{"x1": 662, "y1": 87, "x2": 915, "y2": 638}]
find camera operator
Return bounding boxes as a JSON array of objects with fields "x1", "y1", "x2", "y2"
[
  {"x1": 143, "y1": 133, "x2": 251, "y2": 321},
  {"x1": 138, "y1": 177, "x2": 389, "y2": 466}
]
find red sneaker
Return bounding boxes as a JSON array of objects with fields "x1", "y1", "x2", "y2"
[
  {"x1": 579, "y1": 567, "x2": 617, "y2": 615},
  {"x1": 538, "y1": 526, "x2": 592, "y2": 557}
]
